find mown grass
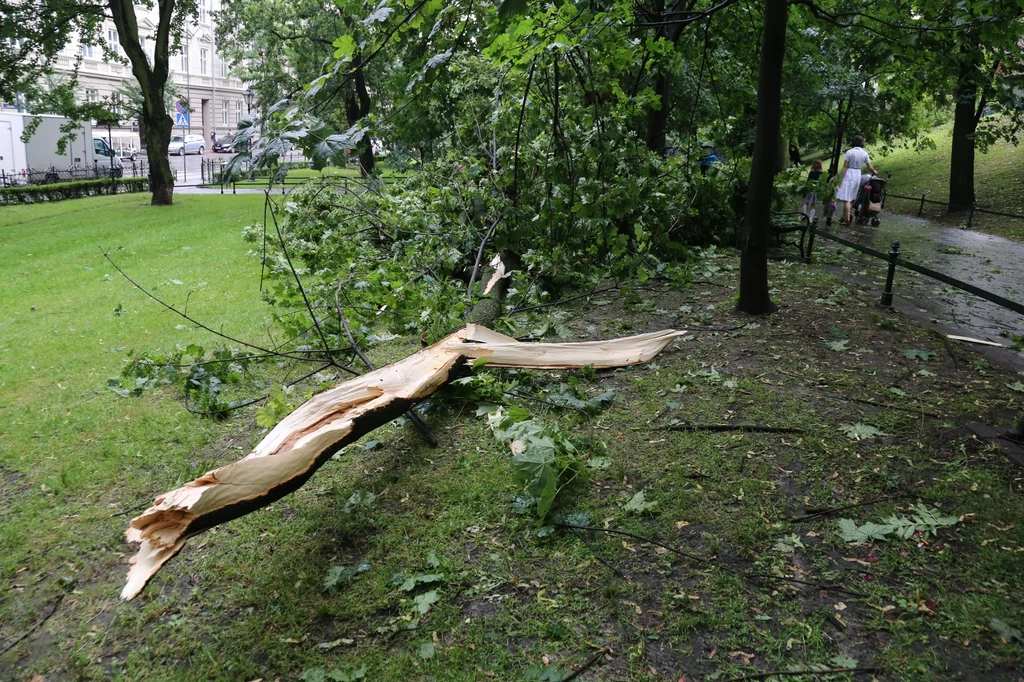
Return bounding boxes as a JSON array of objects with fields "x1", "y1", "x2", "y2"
[
  {"x1": 871, "y1": 120, "x2": 1024, "y2": 242},
  {"x1": 2, "y1": 201, "x2": 1024, "y2": 681}
]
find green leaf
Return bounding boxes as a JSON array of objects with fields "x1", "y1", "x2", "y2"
[
  {"x1": 413, "y1": 589, "x2": 439, "y2": 614},
  {"x1": 586, "y1": 457, "x2": 612, "y2": 470},
  {"x1": 398, "y1": 573, "x2": 444, "y2": 592},
  {"x1": 1007, "y1": 381, "x2": 1024, "y2": 393},
  {"x1": 901, "y1": 348, "x2": 936, "y2": 361},
  {"x1": 839, "y1": 423, "x2": 889, "y2": 441},
  {"x1": 419, "y1": 642, "x2": 436, "y2": 660},
  {"x1": 623, "y1": 490, "x2": 657, "y2": 514},
  {"x1": 837, "y1": 518, "x2": 895, "y2": 545},
  {"x1": 826, "y1": 340, "x2": 849, "y2": 352},
  {"x1": 332, "y1": 34, "x2": 356, "y2": 60},
  {"x1": 830, "y1": 655, "x2": 859, "y2": 668},
  {"x1": 888, "y1": 387, "x2": 908, "y2": 397}
]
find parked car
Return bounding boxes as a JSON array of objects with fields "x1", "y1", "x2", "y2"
[
  {"x1": 168, "y1": 134, "x2": 205, "y2": 156},
  {"x1": 118, "y1": 148, "x2": 138, "y2": 162},
  {"x1": 212, "y1": 139, "x2": 234, "y2": 153}
]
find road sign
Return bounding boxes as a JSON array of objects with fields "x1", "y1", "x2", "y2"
[{"x1": 175, "y1": 100, "x2": 189, "y2": 129}]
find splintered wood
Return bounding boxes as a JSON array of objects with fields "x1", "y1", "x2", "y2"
[{"x1": 121, "y1": 325, "x2": 685, "y2": 600}]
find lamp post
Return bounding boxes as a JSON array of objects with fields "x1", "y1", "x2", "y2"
[{"x1": 243, "y1": 88, "x2": 254, "y2": 114}]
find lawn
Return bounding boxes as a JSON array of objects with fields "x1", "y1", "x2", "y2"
[
  {"x1": 2, "y1": 196, "x2": 1024, "y2": 681},
  {"x1": 871, "y1": 120, "x2": 1024, "y2": 242}
]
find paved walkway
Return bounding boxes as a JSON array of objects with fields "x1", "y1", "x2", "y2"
[{"x1": 819, "y1": 210, "x2": 1024, "y2": 371}]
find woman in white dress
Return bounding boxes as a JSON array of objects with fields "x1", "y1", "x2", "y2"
[{"x1": 834, "y1": 135, "x2": 878, "y2": 225}]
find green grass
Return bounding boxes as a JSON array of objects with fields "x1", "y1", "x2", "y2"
[
  {"x1": 2, "y1": 200, "x2": 1024, "y2": 681},
  {"x1": 871, "y1": 120, "x2": 1024, "y2": 241}
]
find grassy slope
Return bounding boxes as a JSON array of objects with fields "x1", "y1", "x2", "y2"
[
  {"x1": 1, "y1": 200, "x2": 1023, "y2": 681},
  {"x1": 871, "y1": 121, "x2": 1024, "y2": 241}
]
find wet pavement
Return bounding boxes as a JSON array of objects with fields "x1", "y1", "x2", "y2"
[{"x1": 815, "y1": 210, "x2": 1024, "y2": 372}]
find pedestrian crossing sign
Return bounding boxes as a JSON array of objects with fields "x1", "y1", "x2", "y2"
[{"x1": 175, "y1": 100, "x2": 189, "y2": 128}]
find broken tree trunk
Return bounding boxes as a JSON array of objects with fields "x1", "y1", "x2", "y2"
[{"x1": 121, "y1": 325, "x2": 685, "y2": 600}]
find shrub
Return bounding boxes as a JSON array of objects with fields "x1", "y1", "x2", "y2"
[{"x1": 0, "y1": 177, "x2": 148, "y2": 205}]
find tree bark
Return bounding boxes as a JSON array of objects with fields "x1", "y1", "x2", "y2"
[
  {"x1": 949, "y1": 53, "x2": 979, "y2": 211},
  {"x1": 108, "y1": 0, "x2": 176, "y2": 205},
  {"x1": 737, "y1": 0, "x2": 787, "y2": 315},
  {"x1": 120, "y1": 326, "x2": 687, "y2": 600},
  {"x1": 345, "y1": 64, "x2": 375, "y2": 177}
]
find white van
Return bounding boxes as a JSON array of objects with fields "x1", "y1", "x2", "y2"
[{"x1": 0, "y1": 111, "x2": 123, "y2": 179}]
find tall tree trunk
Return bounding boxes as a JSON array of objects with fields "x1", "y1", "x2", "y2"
[
  {"x1": 737, "y1": 0, "x2": 787, "y2": 315},
  {"x1": 346, "y1": 64, "x2": 375, "y2": 177},
  {"x1": 109, "y1": 0, "x2": 176, "y2": 205},
  {"x1": 828, "y1": 95, "x2": 850, "y2": 177},
  {"x1": 645, "y1": 72, "x2": 671, "y2": 154},
  {"x1": 949, "y1": 55, "x2": 979, "y2": 211}
]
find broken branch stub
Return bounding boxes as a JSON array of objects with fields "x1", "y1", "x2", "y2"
[{"x1": 121, "y1": 325, "x2": 686, "y2": 600}]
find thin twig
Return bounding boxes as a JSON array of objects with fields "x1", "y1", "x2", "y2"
[
  {"x1": 101, "y1": 248, "x2": 317, "y2": 364},
  {"x1": 510, "y1": 285, "x2": 619, "y2": 315},
  {"x1": 333, "y1": 282, "x2": 439, "y2": 447},
  {"x1": 790, "y1": 494, "x2": 909, "y2": 522},
  {"x1": 656, "y1": 423, "x2": 805, "y2": 434},
  {"x1": 567, "y1": 527, "x2": 628, "y2": 580},
  {"x1": 0, "y1": 587, "x2": 72, "y2": 656},
  {"x1": 266, "y1": 191, "x2": 337, "y2": 365},
  {"x1": 559, "y1": 647, "x2": 610, "y2": 682},
  {"x1": 556, "y1": 523, "x2": 862, "y2": 596},
  {"x1": 724, "y1": 667, "x2": 880, "y2": 682}
]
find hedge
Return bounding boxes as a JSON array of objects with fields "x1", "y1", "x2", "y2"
[{"x1": 0, "y1": 177, "x2": 148, "y2": 205}]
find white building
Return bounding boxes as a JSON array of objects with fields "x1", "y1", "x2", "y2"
[{"x1": 43, "y1": 0, "x2": 250, "y2": 152}]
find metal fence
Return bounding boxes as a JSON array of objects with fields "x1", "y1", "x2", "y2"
[
  {"x1": 885, "y1": 192, "x2": 1024, "y2": 228},
  {"x1": 0, "y1": 159, "x2": 161, "y2": 187},
  {"x1": 805, "y1": 223, "x2": 1024, "y2": 317}
]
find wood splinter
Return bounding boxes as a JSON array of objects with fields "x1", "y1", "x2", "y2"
[{"x1": 121, "y1": 324, "x2": 686, "y2": 600}]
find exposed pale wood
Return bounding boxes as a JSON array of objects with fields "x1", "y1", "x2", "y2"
[
  {"x1": 482, "y1": 254, "x2": 506, "y2": 295},
  {"x1": 122, "y1": 326, "x2": 685, "y2": 600},
  {"x1": 947, "y1": 334, "x2": 1006, "y2": 348}
]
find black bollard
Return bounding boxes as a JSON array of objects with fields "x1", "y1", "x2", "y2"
[{"x1": 880, "y1": 239, "x2": 900, "y2": 307}]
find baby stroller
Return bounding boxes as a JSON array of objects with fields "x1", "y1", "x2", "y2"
[{"x1": 853, "y1": 172, "x2": 890, "y2": 226}]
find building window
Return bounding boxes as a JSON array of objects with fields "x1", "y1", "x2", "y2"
[
  {"x1": 199, "y1": 0, "x2": 208, "y2": 23},
  {"x1": 236, "y1": 101, "x2": 242, "y2": 121},
  {"x1": 81, "y1": 43, "x2": 94, "y2": 59},
  {"x1": 181, "y1": 45, "x2": 189, "y2": 72},
  {"x1": 107, "y1": 29, "x2": 119, "y2": 55},
  {"x1": 222, "y1": 101, "x2": 228, "y2": 125},
  {"x1": 200, "y1": 48, "x2": 208, "y2": 75},
  {"x1": 85, "y1": 89, "x2": 99, "y2": 103},
  {"x1": 219, "y1": 59, "x2": 228, "y2": 78}
]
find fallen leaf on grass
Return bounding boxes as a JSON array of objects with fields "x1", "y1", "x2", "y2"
[
  {"x1": 1007, "y1": 382, "x2": 1024, "y2": 394},
  {"x1": 839, "y1": 423, "x2": 889, "y2": 441},
  {"x1": 990, "y1": 618, "x2": 1024, "y2": 644}
]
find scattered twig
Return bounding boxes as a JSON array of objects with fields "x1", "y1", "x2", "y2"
[
  {"x1": 556, "y1": 523, "x2": 862, "y2": 596},
  {"x1": 723, "y1": 666, "x2": 880, "y2": 682},
  {"x1": 567, "y1": 527, "x2": 627, "y2": 580},
  {"x1": 0, "y1": 585, "x2": 72, "y2": 656},
  {"x1": 266, "y1": 192, "x2": 338, "y2": 366},
  {"x1": 790, "y1": 494, "x2": 909, "y2": 522},
  {"x1": 654, "y1": 423, "x2": 804, "y2": 434},
  {"x1": 101, "y1": 248, "x2": 331, "y2": 367},
  {"x1": 510, "y1": 285, "x2": 620, "y2": 315},
  {"x1": 559, "y1": 647, "x2": 611, "y2": 682}
]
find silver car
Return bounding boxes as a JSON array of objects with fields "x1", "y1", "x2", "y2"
[{"x1": 168, "y1": 134, "x2": 206, "y2": 156}]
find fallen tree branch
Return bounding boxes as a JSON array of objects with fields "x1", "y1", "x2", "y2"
[{"x1": 121, "y1": 326, "x2": 686, "y2": 600}]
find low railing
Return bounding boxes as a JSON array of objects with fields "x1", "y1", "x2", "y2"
[
  {"x1": 0, "y1": 160, "x2": 162, "y2": 187},
  {"x1": 805, "y1": 223, "x2": 1024, "y2": 317},
  {"x1": 885, "y1": 192, "x2": 1024, "y2": 228}
]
